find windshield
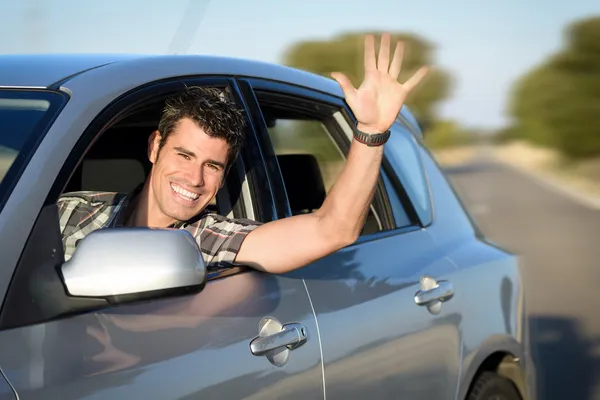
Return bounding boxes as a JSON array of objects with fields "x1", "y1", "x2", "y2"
[{"x1": 0, "y1": 89, "x2": 66, "y2": 205}]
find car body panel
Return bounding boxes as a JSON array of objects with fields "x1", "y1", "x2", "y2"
[
  {"x1": 417, "y1": 146, "x2": 478, "y2": 246},
  {"x1": 417, "y1": 145, "x2": 533, "y2": 398},
  {"x1": 0, "y1": 54, "x2": 135, "y2": 88},
  {"x1": 0, "y1": 366, "x2": 16, "y2": 400},
  {"x1": 287, "y1": 228, "x2": 462, "y2": 399},
  {"x1": 443, "y1": 240, "x2": 527, "y2": 400},
  {"x1": 0, "y1": 270, "x2": 324, "y2": 399}
]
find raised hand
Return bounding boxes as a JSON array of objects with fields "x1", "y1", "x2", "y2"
[{"x1": 331, "y1": 33, "x2": 429, "y2": 134}]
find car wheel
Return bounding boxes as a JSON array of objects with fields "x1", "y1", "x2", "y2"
[{"x1": 467, "y1": 371, "x2": 522, "y2": 400}]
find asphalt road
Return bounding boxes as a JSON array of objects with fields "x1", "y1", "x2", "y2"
[{"x1": 442, "y1": 152, "x2": 600, "y2": 400}]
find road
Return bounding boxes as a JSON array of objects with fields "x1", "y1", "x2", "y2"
[{"x1": 442, "y1": 151, "x2": 600, "y2": 400}]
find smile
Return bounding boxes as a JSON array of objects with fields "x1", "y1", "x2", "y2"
[{"x1": 170, "y1": 183, "x2": 200, "y2": 202}]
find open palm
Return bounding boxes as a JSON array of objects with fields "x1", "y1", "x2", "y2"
[{"x1": 331, "y1": 34, "x2": 429, "y2": 134}]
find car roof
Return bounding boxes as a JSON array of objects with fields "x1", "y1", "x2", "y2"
[
  {"x1": 0, "y1": 53, "x2": 420, "y2": 132},
  {"x1": 0, "y1": 53, "x2": 345, "y2": 93},
  {"x1": 0, "y1": 54, "x2": 143, "y2": 88}
]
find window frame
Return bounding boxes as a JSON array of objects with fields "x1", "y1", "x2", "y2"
[
  {"x1": 46, "y1": 77, "x2": 263, "y2": 221},
  {"x1": 385, "y1": 119, "x2": 434, "y2": 227},
  {"x1": 0, "y1": 88, "x2": 69, "y2": 214},
  {"x1": 0, "y1": 76, "x2": 270, "y2": 330},
  {"x1": 237, "y1": 77, "x2": 422, "y2": 238}
]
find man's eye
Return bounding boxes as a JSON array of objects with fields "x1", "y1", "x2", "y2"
[
  {"x1": 179, "y1": 153, "x2": 191, "y2": 160},
  {"x1": 207, "y1": 164, "x2": 220, "y2": 171}
]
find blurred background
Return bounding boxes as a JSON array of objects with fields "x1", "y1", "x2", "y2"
[{"x1": 2, "y1": 0, "x2": 600, "y2": 398}]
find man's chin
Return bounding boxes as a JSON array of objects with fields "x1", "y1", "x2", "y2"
[{"x1": 165, "y1": 202, "x2": 207, "y2": 223}]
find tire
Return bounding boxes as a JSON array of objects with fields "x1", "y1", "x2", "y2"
[{"x1": 467, "y1": 371, "x2": 522, "y2": 400}]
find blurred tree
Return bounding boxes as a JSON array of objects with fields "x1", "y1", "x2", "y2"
[
  {"x1": 507, "y1": 16, "x2": 600, "y2": 159},
  {"x1": 424, "y1": 120, "x2": 478, "y2": 149},
  {"x1": 282, "y1": 31, "x2": 452, "y2": 132}
]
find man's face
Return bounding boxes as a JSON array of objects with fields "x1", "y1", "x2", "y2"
[{"x1": 147, "y1": 117, "x2": 229, "y2": 225}]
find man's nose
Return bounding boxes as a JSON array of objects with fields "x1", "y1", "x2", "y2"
[{"x1": 184, "y1": 166, "x2": 204, "y2": 187}]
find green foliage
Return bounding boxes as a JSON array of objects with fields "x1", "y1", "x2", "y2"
[
  {"x1": 268, "y1": 120, "x2": 342, "y2": 162},
  {"x1": 423, "y1": 120, "x2": 478, "y2": 149},
  {"x1": 282, "y1": 31, "x2": 452, "y2": 131},
  {"x1": 506, "y1": 16, "x2": 600, "y2": 159},
  {"x1": 492, "y1": 126, "x2": 522, "y2": 144}
]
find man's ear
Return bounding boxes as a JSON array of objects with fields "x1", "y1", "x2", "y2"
[{"x1": 148, "y1": 130, "x2": 162, "y2": 164}]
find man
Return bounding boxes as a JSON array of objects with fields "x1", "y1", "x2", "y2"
[{"x1": 58, "y1": 33, "x2": 428, "y2": 274}]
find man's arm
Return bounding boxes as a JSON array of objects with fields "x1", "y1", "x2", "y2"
[{"x1": 235, "y1": 33, "x2": 429, "y2": 274}]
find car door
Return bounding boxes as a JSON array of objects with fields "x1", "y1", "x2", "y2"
[
  {"x1": 239, "y1": 77, "x2": 463, "y2": 400},
  {"x1": 0, "y1": 79, "x2": 323, "y2": 399},
  {"x1": 0, "y1": 367, "x2": 16, "y2": 400}
]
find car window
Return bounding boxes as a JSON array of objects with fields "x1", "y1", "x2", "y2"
[
  {"x1": 250, "y1": 89, "x2": 401, "y2": 236},
  {"x1": 267, "y1": 118, "x2": 384, "y2": 235},
  {"x1": 385, "y1": 121, "x2": 432, "y2": 225},
  {"x1": 60, "y1": 85, "x2": 245, "y2": 217},
  {"x1": 268, "y1": 119, "x2": 344, "y2": 193},
  {"x1": 0, "y1": 89, "x2": 65, "y2": 203}
]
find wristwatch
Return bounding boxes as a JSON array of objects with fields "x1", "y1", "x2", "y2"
[{"x1": 352, "y1": 126, "x2": 391, "y2": 147}]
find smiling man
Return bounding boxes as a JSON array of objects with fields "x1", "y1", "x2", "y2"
[{"x1": 58, "y1": 33, "x2": 428, "y2": 274}]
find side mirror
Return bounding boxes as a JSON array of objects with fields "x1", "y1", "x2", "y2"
[{"x1": 60, "y1": 227, "x2": 206, "y2": 303}]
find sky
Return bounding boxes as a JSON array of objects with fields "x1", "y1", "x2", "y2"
[{"x1": 1, "y1": 0, "x2": 599, "y2": 130}]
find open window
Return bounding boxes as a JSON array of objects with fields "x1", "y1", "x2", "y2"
[
  {"x1": 61, "y1": 88, "x2": 248, "y2": 217},
  {"x1": 252, "y1": 88, "x2": 399, "y2": 236}
]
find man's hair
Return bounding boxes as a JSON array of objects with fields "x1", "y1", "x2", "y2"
[{"x1": 157, "y1": 86, "x2": 246, "y2": 166}]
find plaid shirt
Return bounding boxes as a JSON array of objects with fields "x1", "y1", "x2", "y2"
[{"x1": 57, "y1": 187, "x2": 261, "y2": 270}]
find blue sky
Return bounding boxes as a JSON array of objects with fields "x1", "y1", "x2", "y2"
[{"x1": 2, "y1": 0, "x2": 599, "y2": 129}]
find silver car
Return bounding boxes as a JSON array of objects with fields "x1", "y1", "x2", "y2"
[{"x1": 0, "y1": 54, "x2": 535, "y2": 400}]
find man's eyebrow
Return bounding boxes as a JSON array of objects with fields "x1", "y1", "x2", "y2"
[
  {"x1": 174, "y1": 146, "x2": 225, "y2": 169},
  {"x1": 207, "y1": 159, "x2": 226, "y2": 169},
  {"x1": 174, "y1": 146, "x2": 196, "y2": 157}
]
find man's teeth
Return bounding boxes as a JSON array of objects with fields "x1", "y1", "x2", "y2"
[{"x1": 171, "y1": 183, "x2": 199, "y2": 201}]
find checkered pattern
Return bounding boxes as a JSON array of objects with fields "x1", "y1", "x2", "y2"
[{"x1": 57, "y1": 189, "x2": 261, "y2": 270}]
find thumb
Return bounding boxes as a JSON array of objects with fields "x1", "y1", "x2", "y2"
[{"x1": 331, "y1": 72, "x2": 355, "y2": 98}]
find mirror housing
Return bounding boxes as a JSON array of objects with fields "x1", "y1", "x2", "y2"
[{"x1": 60, "y1": 227, "x2": 206, "y2": 303}]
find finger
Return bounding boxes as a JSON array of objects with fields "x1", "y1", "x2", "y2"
[
  {"x1": 403, "y1": 66, "x2": 430, "y2": 92},
  {"x1": 331, "y1": 72, "x2": 356, "y2": 98},
  {"x1": 364, "y1": 34, "x2": 376, "y2": 73},
  {"x1": 389, "y1": 41, "x2": 404, "y2": 79},
  {"x1": 377, "y1": 33, "x2": 391, "y2": 73}
]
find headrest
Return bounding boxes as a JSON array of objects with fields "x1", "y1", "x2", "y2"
[{"x1": 276, "y1": 154, "x2": 326, "y2": 213}]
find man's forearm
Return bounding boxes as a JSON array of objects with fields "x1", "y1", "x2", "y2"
[
  {"x1": 235, "y1": 138, "x2": 383, "y2": 275},
  {"x1": 316, "y1": 125, "x2": 385, "y2": 242},
  {"x1": 234, "y1": 34, "x2": 427, "y2": 274}
]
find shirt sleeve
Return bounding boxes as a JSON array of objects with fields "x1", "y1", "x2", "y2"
[{"x1": 191, "y1": 213, "x2": 262, "y2": 270}]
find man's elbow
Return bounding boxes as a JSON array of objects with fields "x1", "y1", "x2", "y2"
[
  {"x1": 317, "y1": 213, "x2": 360, "y2": 251},
  {"x1": 342, "y1": 228, "x2": 360, "y2": 247},
  {"x1": 323, "y1": 227, "x2": 359, "y2": 252}
]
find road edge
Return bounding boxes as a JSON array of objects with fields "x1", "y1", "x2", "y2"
[{"x1": 489, "y1": 156, "x2": 600, "y2": 211}]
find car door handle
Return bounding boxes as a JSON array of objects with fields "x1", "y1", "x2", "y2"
[
  {"x1": 414, "y1": 280, "x2": 454, "y2": 305},
  {"x1": 250, "y1": 322, "x2": 308, "y2": 357}
]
